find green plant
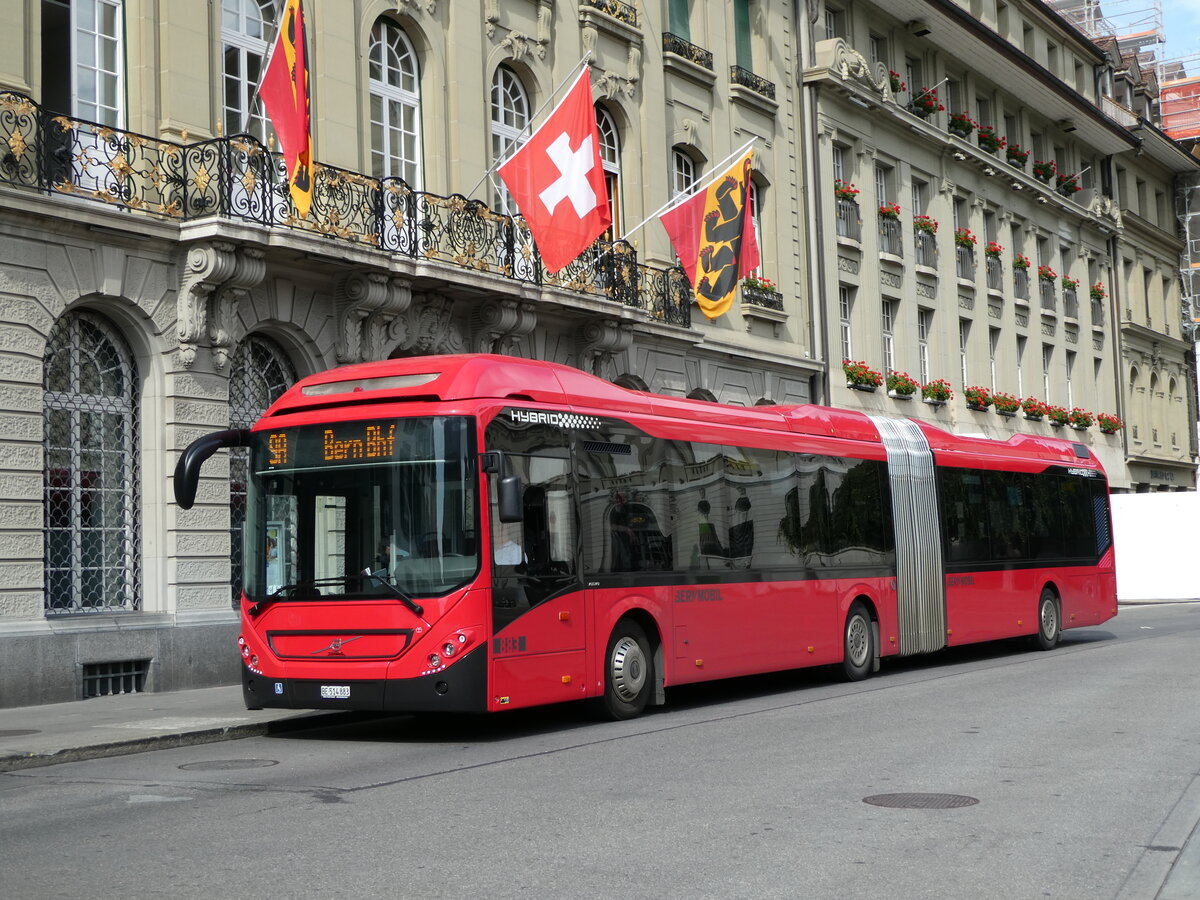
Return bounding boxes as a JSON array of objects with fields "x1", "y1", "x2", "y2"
[
  {"x1": 1007, "y1": 143, "x2": 1030, "y2": 166},
  {"x1": 977, "y1": 125, "x2": 1006, "y2": 152},
  {"x1": 1097, "y1": 412, "x2": 1123, "y2": 434},
  {"x1": 1061, "y1": 275, "x2": 1079, "y2": 291},
  {"x1": 965, "y1": 385, "x2": 992, "y2": 409},
  {"x1": 879, "y1": 201, "x2": 901, "y2": 219},
  {"x1": 954, "y1": 227, "x2": 977, "y2": 249},
  {"x1": 1090, "y1": 281, "x2": 1107, "y2": 301},
  {"x1": 843, "y1": 359, "x2": 883, "y2": 387},
  {"x1": 887, "y1": 370, "x2": 919, "y2": 395},
  {"x1": 1037, "y1": 264, "x2": 1057, "y2": 282},
  {"x1": 909, "y1": 87, "x2": 944, "y2": 116},
  {"x1": 1047, "y1": 405, "x2": 1070, "y2": 425},
  {"x1": 742, "y1": 272, "x2": 776, "y2": 292},
  {"x1": 888, "y1": 70, "x2": 906, "y2": 93},
  {"x1": 985, "y1": 241, "x2": 1003, "y2": 258},
  {"x1": 1068, "y1": 408, "x2": 1094, "y2": 428},
  {"x1": 948, "y1": 111, "x2": 976, "y2": 136},
  {"x1": 834, "y1": 179, "x2": 860, "y2": 200},
  {"x1": 1056, "y1": 172, "x2": 1081, "y2": 194},
  {"x1": 993, "y1": 392, "x2": 1020, "y2": 413},
  {"x1": 913, "y1": 215, "x2": 938, "y2": 234},
  {"x1": 1022, "y1": 397, "x2": 1048, "y2": 419},
  {"x1": 922, "y1": 378, "x2": 953, "y2": 402},
  {"x1": 1032, "y1": 159, "x2": 1057, "y2": 182},
  {"x1": 1012, "y1": 254, "x2": 1030, "y2": 270}
]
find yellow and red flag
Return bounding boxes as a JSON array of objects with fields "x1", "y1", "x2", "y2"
[
  {"x1": 259, "y1": 0, "x2": 313, "y2": 218},
  {"x1": 659, "y1": 148, "x2": 759, "y2": 320}
]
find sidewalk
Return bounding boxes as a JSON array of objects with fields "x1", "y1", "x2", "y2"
[{"x1": 0, "y1": 684, "x2": 354, "y2": 773}]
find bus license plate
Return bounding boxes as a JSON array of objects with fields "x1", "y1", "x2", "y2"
[{"x1": 320, "y1": 685, "x2": 351, "y2": 700}]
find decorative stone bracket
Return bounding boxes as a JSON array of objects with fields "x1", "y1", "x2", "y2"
[
  {"x1": 472, "y1": 297, "x2": 537, "y2": 355},
  {"x1": 576, "y1": 316, "x2": 631, "y2": 376},
  {"x1": 177, "y1": 241, "x2": 266, "y2": 369},
  {"x1": 335, "y1": 272, "x2": 413, "y2": 363}
]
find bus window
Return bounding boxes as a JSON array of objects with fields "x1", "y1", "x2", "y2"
[{"x1": 940, "y1": 468, "x2": 989, "y2": 564}]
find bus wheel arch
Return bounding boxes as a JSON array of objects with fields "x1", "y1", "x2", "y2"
[
  {"x1": 600, "y1": 612, "x2": 662, "y2": 719},
  {"x1": 842, "y1": 596, "x2": 879, "y2": 681},
  {"x1": 1035, "y1": 584, "x2": 1061, "y2": 650}
]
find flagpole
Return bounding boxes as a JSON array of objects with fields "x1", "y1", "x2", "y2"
[
  {"x1": 466, "y1": 54, "x2": 593, "y2": 201},
  {"x1": 616, "y1": 137, "x2": 757, "y2": 245}
]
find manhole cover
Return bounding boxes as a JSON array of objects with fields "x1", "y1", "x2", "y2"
[
  {"x1": 178, "y1": 759, "x2": 279, "y2": 771},
  {"x1": 863, "y1": 792, "x2": 979, "y2": 809},
  {"x1": 0, "y1": 729, "x2": 40, "y2": 738}
]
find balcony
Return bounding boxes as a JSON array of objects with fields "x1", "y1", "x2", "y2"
[
  {"x1": 580, "y1": 0, "x2": 638, "y2": 26},
  {"x1": 1014, "y1": 268, "x2": 1031, "y2": 301},
  {"x1": 0, "y1": 91, "x2": 691, "y2": 327},
  {"x1": 915, "y1": 231, "x2": 938, "y2": 269},
  {"x1": 986, "y1": 256, "x2": 1004, "y2": 292},
  {"x1": 879, "y1": 216, "x2": 903, "y2": 257},
  {"x1": 730, "y1": 66, "x2": 776, "y2": 101},
  {"x1": 1092, "y1": 296, "x2": 1106, "y2": 329},
  {"x1": 662, "y1": 32, "x2": 713, "y2": 71},
  {"x1": 1062, "y1": 288, "x2": 1079, "y2": 321},
  {"x1": 836, "y1": 199, "x2": 861, "y2": 242},
  {"x1": 1039, "y1": 278, "x2": 1057, "y2": 314},
  {"x1": 955, "y1": 246, "x2": 975, "y2": 282}
]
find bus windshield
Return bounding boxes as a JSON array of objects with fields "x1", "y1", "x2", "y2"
[{"x1": 243, "y1": 416, "x2": 478, "y2": 602}]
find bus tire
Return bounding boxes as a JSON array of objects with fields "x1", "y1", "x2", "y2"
[
  {"x1": 842, "y1": 601, "x2": 874, "y2": 681},
  {"x1": 1035, "y1": 588, "x2": 1060, "y2": 650},
  {"x1": 602, "y1": 619, "x2": 653, "y2": 720}
]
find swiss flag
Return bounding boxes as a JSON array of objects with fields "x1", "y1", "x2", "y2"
[{"x1": 498, "y1": 69, "x2": 612, "y2": 273}]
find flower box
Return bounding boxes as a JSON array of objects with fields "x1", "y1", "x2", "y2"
[
  {"x1": 886, "y1": 371, "x2": 919, "y2": 398},
  {"x1": 843, "y1": 359, "x2": 883, "y2": 389},
  {"x1": 964, "y1": 385, "x2": 993, "y2": 410},
  {"x1": 921, "y1": 379, "x2": 954, "y2": 403},
  {"x1": 1006, "y1": 144, "x2": 1030, "y2": 168}
]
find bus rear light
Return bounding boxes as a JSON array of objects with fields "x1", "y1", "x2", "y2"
[
  {"x1": 251, "y1": 655, "x2": 259, "y2": 666},
  {"x1": 442, "y1": 642, "x2": 457, "y2": 658},
  {"x1": 428, "y1": 653, "x2": 441, "y2": 668},
  {"x1": 241, "y1": 645, "x2": 250, "y2": 659},
  {"x1": 237, "y1": 636, "x2": 246, "y2": 647}
]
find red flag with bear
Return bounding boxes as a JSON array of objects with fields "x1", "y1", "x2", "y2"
[
  {"x1": 259, "y1": 0, "x2": 314, "y2": 218},
  {"x1": 659, "y1": 146, "x2": 759, "y2": 320}
]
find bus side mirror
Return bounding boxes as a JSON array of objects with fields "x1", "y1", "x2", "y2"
[
  {"x1": 498, "y1": 475, "x2": 524, "y2": 523},
  {"x1": 174, "y1": 429, "x2": 251, "y2": 509}
]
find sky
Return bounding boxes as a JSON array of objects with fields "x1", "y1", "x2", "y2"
[{"x1": 1160, "y1": 0, "x2": 1200, "y2": 59}]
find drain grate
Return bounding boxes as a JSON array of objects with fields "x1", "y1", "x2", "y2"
[
  {"x1": 178, "y1": 759, "x2": 279, "y2": 771},
  {"x1": 863, "y1": 792, "x2": 979, "y2": 809}
]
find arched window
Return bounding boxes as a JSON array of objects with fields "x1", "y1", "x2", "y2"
[
  {"x1": 672, "y1": 148, "x2": 697, "y2": 198},
  {"x1": 369, "y1": 19, "x2": 422, "y2": 186},
  {"x1": 228, "y1": 335, "x2": 297, "y2": 604},
  {"x1": 43, "y1": 311, "x2": 140, "y2": 614},
  {"x1": 490, "y1": 66, "x2": 530, "y2": 213},
  {"x1": 221, "y1": 0, "x2": 277, "y2": 141},
  {"x1": 596, "y1": 106, "x2": 621, "y2": 236}
]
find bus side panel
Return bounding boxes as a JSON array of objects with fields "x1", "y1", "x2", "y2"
[
  {"x1": 490, "y1": 592, "x2": 589, "y2": 710},
  {"x1": 1059, "y1": 567, "x2": 1118, "y2": 628},
  {"x1": 944, "y1": 569, "x2": 1041, "y2": 645}
]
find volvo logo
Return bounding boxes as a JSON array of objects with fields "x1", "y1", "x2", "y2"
[{"x1": 311, "y1": 635, "x2": 363, "y2": 656}]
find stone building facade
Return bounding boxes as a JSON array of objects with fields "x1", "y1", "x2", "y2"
[{"x1": 0, "y1": 0, "x2": 1194, "y2": 707}]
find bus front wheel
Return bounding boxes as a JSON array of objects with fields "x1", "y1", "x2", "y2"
[
  {"x1": 842, "y1": 601, "x2": 875, "y2": 681},
  {"x1": 1035, "y1": 588, "x2": 1061, "y2": 650},
  {"x1": 602, "y1": 619, "x2": 652, "y2": 720}
]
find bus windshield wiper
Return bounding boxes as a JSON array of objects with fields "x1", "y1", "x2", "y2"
[{"x1": 248, "y1": 576, "x2": 423, "y2": 619}]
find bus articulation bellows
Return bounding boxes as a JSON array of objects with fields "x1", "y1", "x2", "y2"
[{"x1": 175, "y1": 354, "x2": 1116, "y2": 719}]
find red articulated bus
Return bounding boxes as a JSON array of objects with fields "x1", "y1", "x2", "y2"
[{"x1": 175, "y1": 354, "x2": 1116, "y2": 719}]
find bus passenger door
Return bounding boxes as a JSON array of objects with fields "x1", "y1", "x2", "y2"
[{"x1": 488, "y1": 455, "x2": 588, "y2": 710}]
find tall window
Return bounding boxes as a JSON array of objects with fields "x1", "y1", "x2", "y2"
[
  {"x1": 229, "y1": 336, "x2": 297, "y2": 605},
  {"x1": 1042, "y1": 344, "x2": 1053, "y2": 401},
  {"x1": 959, "y1": 319, "x2": 971, "y2": 387},
  {"x1": 911, "y1": 177, "x2": 927, "y2": 215},
  {"x1": 221, "y1": 0, "x2": 277, "y2": 140},
  {"x1": 369, "y1": 19, "x2": 422, "y2": 186},
  {"x1": 869, "y1": 34, "x2": 885, "y2": 67},
  {"x1": 832, "y1": 145, "x2": 846, "y2": 183},
  {"x1": 1016, "y1": 335, "x2": 1027, "y2": 396},
  {"x1": 1065, "y1": 350, "x2": 1076, "y2": 408},
  {"x1": 734, "y1": 0, "x2": 753, "y2": 68},
  {"x1": 875, "y1": 163, "x2": 891, "y2": 205},
  {"x1": 40, "y1": 0, "x2": 125, "y2": 126},
  {"x1": 882, "y1": 299, "x2": 897, "y2": 373},
  {"x1": 839, "y1": 286, "x2": 854, "y2": 361},
  {"x1": 43, "y1": 311, "x2": 140, "y2": 614},
  {"x1": 917, "y1": 308, "x2": 932, "y2": 384},
  {"x1": 596, "y1": 106, "x2": 621, "y2": 236},
  {"x1": 673, "y1": 148, "x2": 697, "y2": 198},
  {"x1": 491, "y1": 65, "x2": 530, "y2": 213},
  {"x1": 668, "y1": 0, "x2": 691, "y2": 40},
  {"x1": 989, "y1": 327, "x2": 1000, "y2": 390}
]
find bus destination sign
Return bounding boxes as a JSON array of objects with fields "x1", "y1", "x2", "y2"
[{"x1": 265, "y1": 422, "x2": 397, "y2": 469}]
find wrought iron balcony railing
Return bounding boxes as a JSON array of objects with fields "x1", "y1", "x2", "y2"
[
  {"x1": 581, "y1": 0, "x2": 639, "y2": 27},
  {"x1": 1062, "y1": 288, "x2": 1079, "y2": 320},
  {"x1": 1091, "y1": 296, "x2": 1105, "y2": 326},
  {"x1": 879, "y1": 216, "x2": 903, "y2": 256},
  {"x1": 835, "y1": 199, "x2": 861, "y2": 241},
  {"x1": 0, "y1": 92, "x2": 690, "y2": 327},
  {"x1": 1014, "y1": 268, "x2": 1031, "y2": 300},
  {"x1": 915, "y1": 231, "x2": 938, "y2": 268},
  {"x1": 986, "y1": 256, "x2": 1003, "y2": 291},
  {"x1": 955, "y1": 245, "x2": 974, "y2": 281},
  {"x1": 662, "y1": 33, "x2": 713, "y2": 70},
  {"x1": 730, "y1": 66, "x2": 776, "y2": 100},
  {"x1": 1039, "y1": 278, "x2": 1057, "y2": 312}
]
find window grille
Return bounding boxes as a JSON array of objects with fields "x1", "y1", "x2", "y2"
[
  {"x1": 229, "y1": 336, "x2": 297, "y2": 604},
  {"x1": 43, "y1": 311, "x2": 141, "y2": 615},
  {"x1": 82, "y1": 659, "x2": 149, "y2": 698}
]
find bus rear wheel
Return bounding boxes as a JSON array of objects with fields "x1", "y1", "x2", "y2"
[
  {"x1": 602, "y1": 620, "x2": 652, "y2": 720},
  {"x1": 842, "y1": 601, "x2": 874, "y2": 681},
  {"x1": 1035, "y1": 588, "x2": 1060, "y2": 650}
]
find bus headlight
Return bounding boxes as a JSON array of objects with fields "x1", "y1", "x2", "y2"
[{"x1": 442, "y1": 642, "x2": 457, "y2": 658}]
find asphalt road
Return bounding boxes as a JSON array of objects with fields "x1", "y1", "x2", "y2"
[{"x1": 2, "y1": 602, "x2": 1198, "y2": 900}]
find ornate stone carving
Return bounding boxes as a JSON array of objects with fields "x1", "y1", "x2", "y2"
[
  {"x1": 177, "y1": 241, "x2": 265, "y2": 369},
  {"x1": 400, "y1": 293, "x2": 466, "y2": 356},
  {"x1": 397, "y1": 0, "x2": 437, "y2": 15},
  {"x1": 837, "y1": 256, "x2": 860, "y2": 274},
  {"x1": 501, "y1": 31, "x2": 535, "y2": 61},
  {"x1": 472, "y1": 297, "x2": 537, "y2": 354},
  {"x1": 576, "y1": 317, "x2": 631, "y2": 375},
  {"x1": 335, "y1": 272, "x2": 412, "y2": 363},
  {"x1": 595, "y1": 69, "x2": 636, "y2": 100},
  {"x1": 537, "y1": 0, "x2": 552, "y2": 53},
  {"x1": 484, "y1": 0, "x2": 499, "y2": 38}
]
